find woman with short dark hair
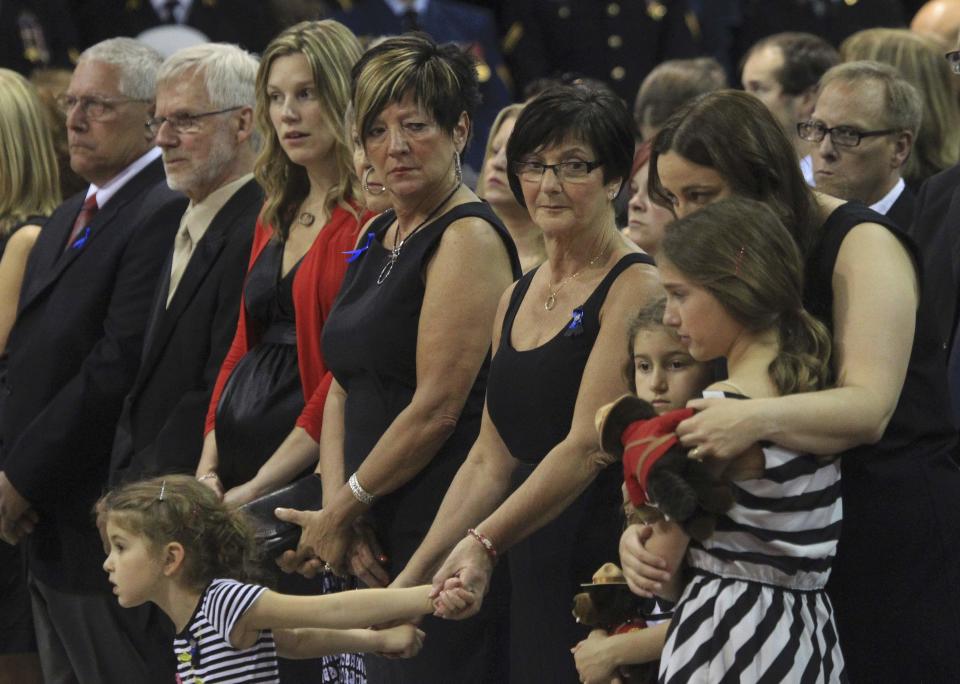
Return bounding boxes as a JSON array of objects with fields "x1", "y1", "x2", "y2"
[
  {"x1": 278, "y1": 33, "x2": 521, "y2": 682},
  {"x1": 402, "y1": 84, "x2": 660, "y2": 682}
]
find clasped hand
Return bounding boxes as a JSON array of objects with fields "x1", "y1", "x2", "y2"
[
  {"x1": 0, "y1": 471, "x2": 37, "y2": 545},
  {"x1": 274, "y1": 507, "x2": 352, "y2": 577},
  {"x1": 429, "y1": 535, "x2": 493, "y2": 619}
]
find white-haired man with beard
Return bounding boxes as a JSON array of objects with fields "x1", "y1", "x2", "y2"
[{"x1": 106, "y1": 42, "x2": 262, "y2": 679}]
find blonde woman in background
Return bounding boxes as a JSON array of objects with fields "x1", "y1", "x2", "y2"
[
  {"x1": 476, "y1": 103, "x2": 546, "y2": 272},
  {"x1": 0, "y1": 67, "x2": 60, "y2": 684},
  {"x1": 841, "y1": 27, "x2": 960, "y2": 188},
  {"x1": 0, "y1": 69, "x2": 61, "y2": 352}
]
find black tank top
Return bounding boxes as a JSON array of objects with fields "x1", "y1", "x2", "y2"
[
  {"x1": 487, "y1": 252, "x2": 655, "y2": 463},
  {"x1": 804, "y1": 202, "x2": 958, "y2": 467}
]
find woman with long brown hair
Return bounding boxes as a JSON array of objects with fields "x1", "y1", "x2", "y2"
[{"x1": 623, "y1": 89, "x2": 960, "y2": 683}]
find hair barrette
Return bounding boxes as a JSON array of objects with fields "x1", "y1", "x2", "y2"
[{"x1": 158, "y1": 480, "x2": 167, "y2": 502}]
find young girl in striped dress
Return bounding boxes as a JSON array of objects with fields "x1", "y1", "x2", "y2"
[
  {"x1": 632, "y1": 197, "x2": 845, "y2": 683},
  {"x1": 98, "y1": 475, "x2": 434, "y2": 684}
]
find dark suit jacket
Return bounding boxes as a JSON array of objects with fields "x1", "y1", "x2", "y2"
[
  {"x1": 74, "y1": 0, "x2": 279, "y2": 53},
  {"x1": 910, "y1": 163, "x2": 960, "y2": 359},
  {"x1": 109, "y1": 178, "x2": 261, "y2": 486},
  {"x1": 885, "y1": 183, "x2": 915, "y2": 233},
  {"x1": 0, "y1": 157, "x2": 186, "y2": 592}
]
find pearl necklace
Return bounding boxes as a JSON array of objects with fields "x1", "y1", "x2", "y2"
[{"x1": 544, "y1": 239, "x2": 610, "y2": 311}]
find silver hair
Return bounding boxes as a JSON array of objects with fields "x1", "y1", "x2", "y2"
[
  {"x1": 819, "y1": 60, "x2": 923, "y2": 135},
  {"x1": 79, "y1": 38, "x2": 163, "y2": 101},
  {"x1": 156, "y1": 43, "x2": 259, "y2": 111}
]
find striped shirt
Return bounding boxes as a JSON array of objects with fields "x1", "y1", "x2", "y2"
[
  {"x1": 173, "y1": 579, "x2": 279, "y2": 684},
  {"x1": 687, "y1": 443, "x2": 842, "y2": 591}
]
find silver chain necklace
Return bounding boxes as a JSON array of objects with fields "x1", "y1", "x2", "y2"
[{"x1": 377, "y1": 183, "x2": 461, "y2": 285}]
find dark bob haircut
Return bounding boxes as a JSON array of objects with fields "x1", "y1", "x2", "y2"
[
  {"x1": 352, "y1": 32, "x2": 481, "y2": 149},
  {"x1": 506, "y1": 84, "x2": 634, "y2": 207}
]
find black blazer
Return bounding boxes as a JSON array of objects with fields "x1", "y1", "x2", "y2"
[
  {"x1": 885, "y1": 183, "x2": 915, "y2": 234},
  {"x1": 110, "y1": 179, "x2": 261, "y2": 486},
  {"x1": 75, "y1": 0, "x2": 279, "y2": 54},
  {"x1": 910, "y1": 163, "x2": 960, "y2": 359},
  {"x1": 0, "y1": 157, "x2": 187, "y2": 592}
]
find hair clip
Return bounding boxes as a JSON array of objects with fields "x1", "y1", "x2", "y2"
[
  {"x1": 734, "y1": 246, "x2": 746, "y2": 277},
  {"x1": 158, "y1": 480, "x2": 167, "y2": 502}
]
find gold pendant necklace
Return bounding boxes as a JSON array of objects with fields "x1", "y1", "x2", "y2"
[{"x1": 544, "y1": 238, "x2": 610, "y2": 311}]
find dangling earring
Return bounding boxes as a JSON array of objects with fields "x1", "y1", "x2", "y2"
[
  {"x1": 454, "y1": 151, "x2": 463, "y2": 186},
  {"x1": 363, "y1": 167, "x2": 386, "y2": 196}
]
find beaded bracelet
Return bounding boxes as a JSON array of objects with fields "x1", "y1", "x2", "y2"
[
  {"x1": 467, "y1": 528, "x2": 497, "y2": 560},
  {"x1": 197, "y1": 472, "x2": 219, "y2": 482},
  {"x1": 348, "y1": 472, "x2": 376, "y2": 505}
]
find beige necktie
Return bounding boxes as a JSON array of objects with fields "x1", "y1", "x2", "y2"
[{"x1": 166, "y1": 223, "x2": 194, "y2": 306}]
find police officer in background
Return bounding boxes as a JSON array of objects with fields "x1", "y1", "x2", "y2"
[{"x1": 500, "y1": 0, "x2": 698, "y2": 104}]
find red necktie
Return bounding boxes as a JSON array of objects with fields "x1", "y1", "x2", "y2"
[{"x1": 65, "y1": 195, "x2": 98, "y2": 252}]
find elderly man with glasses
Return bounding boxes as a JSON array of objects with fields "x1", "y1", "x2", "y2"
[
  {"x1": 801, "y1": 59, "x2": 921, "y2": 230},
  {"x1": 0, "y1": 37, "x2": 187, "y2": 683}
]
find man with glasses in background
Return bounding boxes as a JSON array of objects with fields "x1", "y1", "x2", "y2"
[
  {"x1": 0, "y1": 37, "x2": 186, "y2": 683},
  {"x1": 801, "y1": 59, "x2": 920, "y2": 229}
]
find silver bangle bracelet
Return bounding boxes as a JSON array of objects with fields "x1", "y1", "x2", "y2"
[{"x1": 348, "y1": 472, "x2": 376, "y2": 505}]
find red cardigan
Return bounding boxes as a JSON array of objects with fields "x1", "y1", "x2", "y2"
[{"x1": 205, "y1": 203, "x2": 372, "y2": 441}]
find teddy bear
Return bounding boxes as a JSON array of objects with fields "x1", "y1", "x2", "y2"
[
  {"x1": 595, "y1": 394, "x2": 756, "y2": 541},
  {"x1": 572, "y1": 562, "x2": 658, "y2": 683}
]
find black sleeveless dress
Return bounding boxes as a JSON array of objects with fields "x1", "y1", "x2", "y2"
[
  {"x1": 486, "y1": 252, "x2": 655, "y2": 684},
  {"x1": 214, "y1": 238, "x2": 365, "y2": 684},
  {"x1": 215, "y1": 239, "x2": 305, "y2": 490},
  {"x1": 322, "y1": 202, "x2": 520, "y2": 683},
  {"x1": 807, "y1": 203, "x2": 960, "y2": 682}
]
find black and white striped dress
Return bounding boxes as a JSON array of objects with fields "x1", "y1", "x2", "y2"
[
  {"x1": 659, "y1": 394, "x2": 846, "y2": 683},
  {"x1": 173, "y1": 579, "x2": 280, "y2": 684}
]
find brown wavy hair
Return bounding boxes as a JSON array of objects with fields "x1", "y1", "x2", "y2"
[
  {"x1": 98, "y1": 475, "x2": 259, "y2": 591},
  {"x1": 254, "y1": 20, "x2": 363, "y2": 238},
  {"x1": 660, "y1": 197, "x2": 832, "y2": 396},
  {"x1": 649, "y1": 90, "x2": 822, "y2": 258}
]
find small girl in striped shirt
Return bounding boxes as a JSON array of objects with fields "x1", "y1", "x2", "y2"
[{"x1": 99, "y1": 475, "x2": 434, "y2": 684}]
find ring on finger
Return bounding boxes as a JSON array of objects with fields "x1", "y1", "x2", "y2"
[{"x1": 690, "y1": 446, "x2": 703, "y2": 460}]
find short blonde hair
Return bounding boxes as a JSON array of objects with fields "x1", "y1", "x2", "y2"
[
  {"x1": 0, "y1": 68, "x2": 61, "y2": 236},
  {"x1": 475, "y1": 103, "x2": 524, "y2": 198},
  {"x1": 351, "y1": 33, "x2": 481, "y2": 149},
  {"x1": 255, "y1": 20, "x2": 362, "y2": 237},
  {"x1": 840, "y1": 28, "x2": 960, "y2": 186}
]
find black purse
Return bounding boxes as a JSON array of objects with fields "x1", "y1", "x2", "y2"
[{"x1": 239, "y1": 474, "x2": 323, "y2": 556}]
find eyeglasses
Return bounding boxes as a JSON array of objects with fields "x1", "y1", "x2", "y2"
[
  {"x1": 145, "y1": 106, "x2": 243, "y2": 136},
  {"x1": 56, "y1": 94, "x2": 150, "y2": 120},
  {"x1": 797, "y1": 120, "x2": 898, "y2": 148},
  {"x1": 513, "y1": 160, "x2": 603, "y2": 183},
  {"x1": 946, "y1": 51, "x2": 960, "y2": 74}
]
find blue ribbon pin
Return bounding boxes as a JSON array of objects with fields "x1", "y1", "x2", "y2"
[
  {"x1": 71, "y1": 226, "x2": 91, "y2": 250},
  {"x1": 343, "y1": 231, "x2": 376, "y2": 263},
  {"x1": 563, "y1": 306, "x2": 585, "y2": 337}
]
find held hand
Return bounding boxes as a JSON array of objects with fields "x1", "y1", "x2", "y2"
[
  {"x1": 679, "y1": 397, "x2": 762, "y2": 460},
  {"x1": 571, "y1": 629, "x2": 618, "y2": 684},
  {"x1": 429, "y1": 536, "x2": 494, "y2": 620},
  {"x1": 274, "y1": 507, "x2": 351, "y2": 576},
  {"x1": 223, "y1": 479, "x2": 263, "y2": 508},
  {"x1": 619, "y1": 524, "x2": 670, "y2": 598},
  {"x1": 0, "y1": 471, "x2": 34, "y2": 545},
  {"x1": 375, "y1": 624, "x2": 426, "y2": 659},
  {"x1": 348, "y1": 519, "x2": 390, "y2": 587},
  {"x1": 432, "y1": 576, "x2": 480, "y2": 619}
]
